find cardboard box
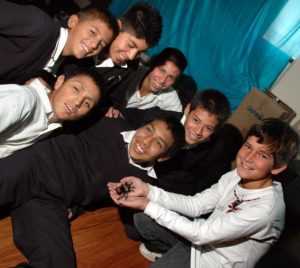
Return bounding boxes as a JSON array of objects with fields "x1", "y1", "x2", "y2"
[{"x1": 227, "y1": 88, "x2": 296, "y2": 137}]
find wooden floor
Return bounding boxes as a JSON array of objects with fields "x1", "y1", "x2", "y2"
[{"x1": 0, "y1": 207, "x2": 150, "y2": 268}]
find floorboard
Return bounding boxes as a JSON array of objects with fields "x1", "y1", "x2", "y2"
[{"x1": 0, "y1": 207, "x2": 150, "y2": 268}]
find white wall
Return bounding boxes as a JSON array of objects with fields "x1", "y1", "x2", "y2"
[{"x1": 271, "y1": 58, "x2": 300, "y2": 129}]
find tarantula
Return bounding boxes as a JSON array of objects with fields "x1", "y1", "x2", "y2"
[{"x1": 115, "y1": 182, "x2": 135, "y2": 200}]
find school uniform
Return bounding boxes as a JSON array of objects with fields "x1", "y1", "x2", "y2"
[
  {"x1": 0, "y1": 117, "x2": 154, "y2": 267},
  {"x1": 0, "y1": 0, "x2": 60, "y2": 84}
]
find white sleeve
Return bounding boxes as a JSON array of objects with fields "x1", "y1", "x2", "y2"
[
  {"x1": 0, "y1": 85, "x2": 36, "y2": 137},
  {"x1": 145, "y1": 198, "x2": 274, "y2": 246},
  {"x1": 147, "y1": 181, "x2": 221, "y2": 218}
]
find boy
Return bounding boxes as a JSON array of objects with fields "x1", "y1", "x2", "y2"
[
  {"x1": 0, "y1": 68, "x2": 102, "y2": 158},
  {"x1": 106, "y1": 47, "x2": 187, "y2": 118},
  {"x1": 108, "y1": 118, "x2": 299, "y2": 267},
  {"x1": 0, "y1": 1, "x2": 118, "y2": 84},
  {"x1": 0, "y1": 115, "x2": 184, "y2": 267}
]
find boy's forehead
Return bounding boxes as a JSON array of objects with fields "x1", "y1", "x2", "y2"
[{"x1": 246, "y1": 136, "x2": 274, "y2": 153}]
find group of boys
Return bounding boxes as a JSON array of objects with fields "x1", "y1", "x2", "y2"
[{"x1": 0, "y1": 1, "x2": 298, "y2": 268}]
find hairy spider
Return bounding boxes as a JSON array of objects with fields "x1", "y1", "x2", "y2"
[{"x1": 115, "y1": 182, "x2": 135, "y2": 200}]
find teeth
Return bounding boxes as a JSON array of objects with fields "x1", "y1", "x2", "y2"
[
  {"x1": 136, "y1": 143, "x2": 144, "y2": 153},
  {"x1": 82, "y1": 43, "x2": 90, "y2": 54},
  {"x1": 65, "y1": 103, "x2": 73, "y2": 114}
]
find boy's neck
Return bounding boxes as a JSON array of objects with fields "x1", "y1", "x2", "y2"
[
  {"x1": 139, "y1": 75, "x2": 150, "y2": 97},
  {"x1": 239, "y1": 177, "x2": 273, "y2": 189}
]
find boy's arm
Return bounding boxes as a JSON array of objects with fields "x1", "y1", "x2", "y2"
[
  {"x1": 145, "y1": 196, "x2": 276, "y2": 246},
  {"x1": 147, "y1": 179, "x2": 223, "y2": 218}
]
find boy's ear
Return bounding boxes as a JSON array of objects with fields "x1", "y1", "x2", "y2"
[
  {"x1": 67, "y1": 14, "x2": 79, "y2": 29},
  {"x1": 271, "y1": 163, "x2": 288, "y2": 175},
  {"x1": 54, "y1": 75, "x2": 65, "y2": 90},
  {"x1": 117, "y1": 19, "x2": 122, "y2": 29},
  {"x1": 184, "y1": 103, "x2": 191, "y2": 116},
  {"x1": 157, "y1": 156, "x2": 171, "y2": 162}
]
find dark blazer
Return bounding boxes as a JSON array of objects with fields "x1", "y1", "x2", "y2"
[{"x1": 0, "y1": 0, "x2": 60, "y2": 84}]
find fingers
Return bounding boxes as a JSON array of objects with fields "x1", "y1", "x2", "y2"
[{"x1": 105, "y1": 107, "x2": 114, "y2": 118}]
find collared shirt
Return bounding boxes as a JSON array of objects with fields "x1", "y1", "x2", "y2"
[
  {"x1": 95, "y1": 57, "x2": 128, "y2": 68},
  {"x1": 0, "y1": 79, "x2": 62, "y2": 158},
  {"x1": 121, "y1": 130, "x2": 157, "y2": 178},
  {"x1": 44, "y1": 27, "x2": 68, "y2": 73},
  {"x1": 125, "y1": 66, "x2": 182, "y2": 112}
]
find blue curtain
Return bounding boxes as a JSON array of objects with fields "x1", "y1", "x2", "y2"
[{"x1": 110, "y1": 0, "x2": 298, "y2": 110}]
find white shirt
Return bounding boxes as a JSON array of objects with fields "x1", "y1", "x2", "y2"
[
  {"x1": 0, "y1": 79, "x2": 62, "y2": 158},
  {"x1": 121, "y1": 130, "x2": 157, "y2": 178},
  {"x1": 44, "y1": 27, "x2": 68, "y2": 73},
  {"x1": 95, "y1": 58, "x2": 128, "y2": 68},
  {"x1": 145, "y1": 169, "x2": 285, "y2": 268},
  {"x1": 126, "y1": 84, "x2": 182, "y2": 112}
]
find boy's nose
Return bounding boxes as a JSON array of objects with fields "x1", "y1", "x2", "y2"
[{"x1": 127, "y1": 49, "x2": 138, "y2": 61}]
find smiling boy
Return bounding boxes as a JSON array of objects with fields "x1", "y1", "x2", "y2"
[
  {"x1": 108, "y1": 118, "x2": 299, "y2": 268},
  {"x1": 105, "y1": 47, "x2": 187, "y2": 118},
  {"x1": 0, "y1": 68, "x2": 102, "y2": 158}
]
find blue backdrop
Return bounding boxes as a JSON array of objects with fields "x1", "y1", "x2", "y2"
[{"x1": 109, "y1": 0, "x2": 297, "y2": 110}]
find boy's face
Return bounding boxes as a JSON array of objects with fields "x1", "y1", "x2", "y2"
[
  {"x1": 183, "y1": 106, "x2": 218, "y2": 145},
  {"x1": 128, "y1": 119, "x2": 174, "y2": 164},
  {"x1": 109, "y1": 30, "x2": 148, "y2": 65},
  {"x1": 236, "y1": 136, "x2": 286, "y2": 189},
  {"x1": 146, "y1": 61, "x2": 181, "y2": 94},
  {"x1": 64, "y1": 15, "x2": 114, "y2": 58},
  {"x1": 49, "y1": 74, "x2": 100, "y2": 122}
]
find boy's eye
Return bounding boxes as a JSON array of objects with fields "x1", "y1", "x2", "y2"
[
  {"x1": 244, "y1": 143, "x2": 251, "y2": 149},
  {"x1": 156, "y1": 140, "x2": 162, "y2": 149},
  {"x1": 73, "y1": 86, "x2": 79, "y2": 92},
  {"x1": 193, "y1": 117, "x2": 199, "y2": 123},
  {"x1": 90, "y1": 29, "x2": 96, "y2": 35},
  {"x1": 259, "y1": 152, "x2": 269, "y2": 159},
  {"x1": 85, "y1": 101, "x2": 91, "y2": 109},
  {"x1": 128, "y1": 41, "x2": 135, "y2": 48},
  {"x1": 204, "y1": 126, "x2": 214, "y2": 133}
]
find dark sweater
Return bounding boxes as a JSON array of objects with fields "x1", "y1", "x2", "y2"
[{"x1": 0, "y1": 117, "x2": 154, "y2": 210}]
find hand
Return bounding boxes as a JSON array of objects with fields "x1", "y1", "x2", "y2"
[
  {"x1": 105, "y1": 107, "x2": 124, "y2": 118},
  {"x1": 108, "y1": 177, "x2": 150, "y2": 203}
]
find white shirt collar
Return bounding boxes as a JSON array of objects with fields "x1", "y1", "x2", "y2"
[
  {"x1": 44, "y1": 27, "x2": 68, "y2": 72},
  {"x1": 121, "y1": 131, "x2": 157, "y2": 178},
  {"x1": 28, "y1": 79, "x2": 62, "y2": 129},
  {"x1": 95, "y1": 58, "x2": 128, "y2": 68}
]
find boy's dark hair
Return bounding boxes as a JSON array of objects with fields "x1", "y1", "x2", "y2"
[
  {"x1": 64, "y1": 67, "x2": 105, "y2": 102},
  {"x1": 245, "y1": 118, "x2": 299, "y2": 168},
  {"x1": 189, "y1": 89, "x2": 231, "y2": 128},
  {"x1": 120, "y1": 2, "x2": 163, "y2": 47},
  {"x1": 149, "y1": 47, "x2": 188, "y2": 73},
  {"x1": 78, "y1": 4, "x2": 119, "y2": 40}
]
